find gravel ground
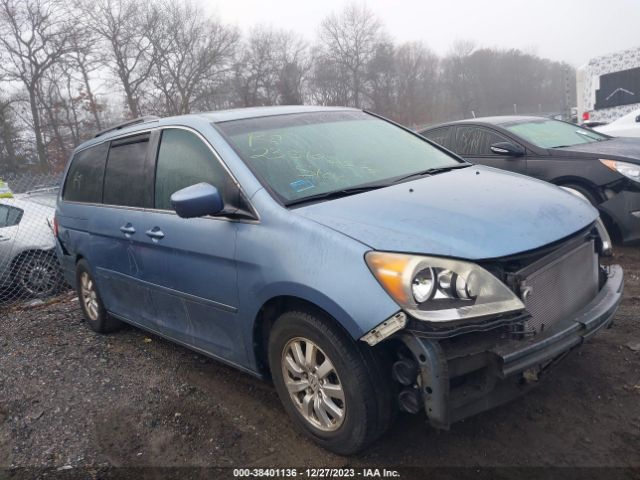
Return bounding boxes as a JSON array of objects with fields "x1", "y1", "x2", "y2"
[{"x1": 1, "y1": 248, "x2": 639, "y2": 475}]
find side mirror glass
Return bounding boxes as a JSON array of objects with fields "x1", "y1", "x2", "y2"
[
  {"x1": 635, "y1": 115, "x2": 640, "y2": 123},
  {"x1": 171, "y1": 182, "x2": 223, "y2": 218},
  {"x1": 490, "y1": 142, "x2": 525, "y2": 157}
]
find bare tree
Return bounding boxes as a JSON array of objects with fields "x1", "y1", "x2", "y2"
[
  {"x1": 35, "y1": 58, "x2": 98, "y2": 167},
  {"x1": 0, "y1": 95, "x2": 22, "y2": 171},
  {"x1": 37, "y1": 67, "x2": 68, "y2": 165},
  {"x1": 276, "y1": 31, "x2": 309, "y2": 105},
  {"x1": 308, "y1": 48, "x2": 351, "y2": 106},
  {"x1": 147, "y1": 1, "x2": 238, "y2": 116},
  {"x1": 233, "y1": 26, "x2": 308, "y2": 107},
  {"x1": 0, "y1": 0, "x2": 74, "y2": 170},
  {"x1": 367, "y1": 41, "x2": 395, "y2": 115},
  {"x1": 394, "y1": 42, "x2": 439, "y2": 126},
  {"x1": 318, "y1": 3, "x2": 385, "y2": 108},
  {"x1": 441, "y1": 39, "x2": 478, "y2": 118},
  {"x1": 79, "y1": 0, "x2": 156, "y2": 118},
  {"x1": 67, "y1": 26, "x2": 104, "y2": 130},
  {"x1": 0, "y1": 0, "x2": 579, "y2": 172},
  {"x1": 233, "y1": 27, "x2": 280, "y2": 107}
]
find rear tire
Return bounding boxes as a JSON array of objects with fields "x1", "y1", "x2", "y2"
[
  {"x1": 14, "y1": 251, "x2": 63, "y2": 298},
  {"x1": 75, "y1": 259, "x2": 121, "y2": 333},
  {"x1": 268, "y1": 309, "x2": 395, "y2": 455}
]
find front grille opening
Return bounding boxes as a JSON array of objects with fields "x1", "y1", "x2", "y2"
[
  {"x1": 479, "y1": 224, "x2": 595, "y2": 285},
  {"x1": 480, "y1": 229, "x2": 600, "y2": 336},
  {"x1": 519, "y1": 240, "x2": 598, "y2": 334}
]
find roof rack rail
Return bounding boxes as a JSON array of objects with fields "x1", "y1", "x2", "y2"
[{"x1": 94, "y1": 116, "x2": 160, "y2": 138}]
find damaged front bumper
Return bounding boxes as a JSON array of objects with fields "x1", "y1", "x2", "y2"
[{"x1": 398, "y1": 264, "x2": 624, "y2": 429}]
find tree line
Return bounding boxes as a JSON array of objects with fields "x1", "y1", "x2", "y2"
[{"x1": 0, "y1": 0, "x2": 575, "y2": 173}]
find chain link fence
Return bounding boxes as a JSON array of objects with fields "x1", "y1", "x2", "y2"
[{"x1": 0, "y1": 172, "x2": 70, "y2": 310}]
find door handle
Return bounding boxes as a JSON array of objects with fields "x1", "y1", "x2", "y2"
[
  {"x1": 0, "y1": 236, "x2": 9, "y2": 242},
  {"x1": 120, "y1": 223, "x2": 136, "y2": 235},
  {"x1": 145, "y1": 227, "x2": 165, "y2": 241}
]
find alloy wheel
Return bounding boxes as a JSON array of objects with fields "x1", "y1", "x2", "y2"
[
  {"x1": 80, "y1": 271, "x2": 99, "y2": 321},
  {"x1": 18, "y1": 256, "x2": 59, "y2": 297},
  {"x1": 281, "y1": 337, "x2": 346, "y2": 432}
]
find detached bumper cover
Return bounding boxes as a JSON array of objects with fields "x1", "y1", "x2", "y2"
[{"x1": 401, "y1": 265, "x2": 624, "y2": 429}]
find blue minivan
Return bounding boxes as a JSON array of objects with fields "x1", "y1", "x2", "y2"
[{"x1": 55, "y1": 106, "x2": 623, "y2": 454}]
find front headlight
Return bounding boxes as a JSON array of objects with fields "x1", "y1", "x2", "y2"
[
  {"x1": 600, "y1": 159, "x2": 640, "y2": 184},
  {"x1": 365, "y1": 251, "x2": 524, "y2": 322}
]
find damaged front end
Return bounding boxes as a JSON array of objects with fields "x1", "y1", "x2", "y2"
[{"x1": 360, "y1": 224, "x2": 624, "y2": 429}]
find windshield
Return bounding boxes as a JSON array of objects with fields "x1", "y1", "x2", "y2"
[
  {"x1": 217, "y1": 111, "x2": 462, "y2": 204},
  {"x1": 503, "y1": 118, "x2": 608, "y2": 148}
]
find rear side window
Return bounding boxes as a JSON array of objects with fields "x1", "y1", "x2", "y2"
[
  {"x1": 421, "y1": 127, "x2": 454, "y2": 150},
  {"x1": 154, "y1": 129, "x2": 228, "y2": 210},
  {"x1": 63, "y1": 143, "x2": 108, "y2": 203},
  {"x1": 454, "y1": 126, "x2": 513, "y2": 156},
  {"x1": 0, "y1": 204, "x2": 22, "y2": 227},
  {"x1": 103, "y1": 134, "x2": 151, "y2": 207}
]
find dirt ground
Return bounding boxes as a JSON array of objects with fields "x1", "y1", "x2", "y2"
[{"x1": 0, "y1": 248, "x2": 639, "y2": 475}]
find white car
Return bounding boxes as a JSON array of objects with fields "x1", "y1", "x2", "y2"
[
  {"x1": 0, "y1": 189, "x2": 63, "y2": 297},
  {"x1": 595, "y1": 109, "x2": 640, "y2": 137}
]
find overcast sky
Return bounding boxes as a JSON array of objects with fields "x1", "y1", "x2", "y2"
[{"x1": 200, "y1": 0, "x2": 640, "y2": 66}]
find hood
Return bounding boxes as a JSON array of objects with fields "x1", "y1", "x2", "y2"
[
  {"x1": 553, "y1": 137, "x2": 640, "y2": 163},
  {"x1": 296, "y1": 166, "x2": 598, "y2": 260}
]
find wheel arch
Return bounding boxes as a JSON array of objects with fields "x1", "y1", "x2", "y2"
[
  {"x1": 552, "y1": 176, "x2": 603, "y2": 203},
  {"x1": 251, "y1": 295, "x2": 361, "y2": 378},
  {"x1": 554, "y1": 177, "x2": 622, "y2": 242}
]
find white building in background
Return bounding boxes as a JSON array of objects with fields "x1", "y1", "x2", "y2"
[{"x1": 577, "y1": 46, "x2": 640, "y2": 124}]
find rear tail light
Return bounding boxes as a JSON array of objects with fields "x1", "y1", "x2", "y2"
[
  {"x1": 582, "y1": 111, "x2": 590, "y2": 121},
  {"x1": 52, "y1": 214, "x2": 59, "y2": 237}
]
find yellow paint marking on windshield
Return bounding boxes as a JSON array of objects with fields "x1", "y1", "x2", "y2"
[{"x1": 243, "y1": 131, "x2": 377, "y2": 186}]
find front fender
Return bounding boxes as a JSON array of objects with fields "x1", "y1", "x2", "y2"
[
  {"x1": 234, "y1": 192, "x2": 401, "y2": 370},
  {"x1": 248, "y1": 281, "x2": 364, "y2": 339}
]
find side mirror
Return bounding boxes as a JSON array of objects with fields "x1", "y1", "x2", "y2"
[
  {"x1": 170, "y1": 182, "x2": 223, "y2": 218},
  {"x1": 490, "y1": 142, "x2": 525, "y2": 157}
]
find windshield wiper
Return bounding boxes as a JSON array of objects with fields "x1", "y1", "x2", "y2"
[
  {"x1": 393, "y1": 163, "x2": 471, "y2": 184},
  {"x1": 576, "y1": 130, "x2": 606, "y2": 141},
  {"x1": 285, "y1": 163, "x2": 471, "y2": 207},
  {"x1": 285, "y1": 183, "x2": 390, "y2": 207}
]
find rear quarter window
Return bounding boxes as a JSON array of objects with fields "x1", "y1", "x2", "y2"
[
  {"x1": 421, "y1": 127, "x2": 453, "y2": 150},
  {"x1": 0, "y1": 204, "x2": 23, "y2": 227},
  {"x1": 62, "y1": 143, "x2": 108, "y2": 203},
  {"x1": 103, "y1": 134, "x2": 151, "y2": 208},
  {"x1": 455, "y1": 126, "x2": 513, "y2": 156}
]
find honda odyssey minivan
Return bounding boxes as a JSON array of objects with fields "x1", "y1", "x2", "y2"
[{"x1": 55, "y1": 106, "x2": 623, "y2": 454}]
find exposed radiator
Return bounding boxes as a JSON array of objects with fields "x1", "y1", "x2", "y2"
[{"x1": 520, "y1": 240, "x2": 598, "y2": 334}]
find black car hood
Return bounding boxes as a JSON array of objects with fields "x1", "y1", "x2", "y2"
[{"x1": 553, "y1": 137, "x2": 640, "y2": 163}]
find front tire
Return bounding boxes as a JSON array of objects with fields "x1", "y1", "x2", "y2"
[
  {"x1": 75, "y1": 259, "x2": 121, "y2": 333},
  {"x1": 561, "y1": 184, "x2": 600, "y2": 207},
  {"x1": 268, "y1": 309, "x2": 394, "y2": 454}
]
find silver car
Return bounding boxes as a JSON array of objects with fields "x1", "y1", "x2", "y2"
[{"x1": 0, "y1": 189, "x2": 62, "y2": 297}]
